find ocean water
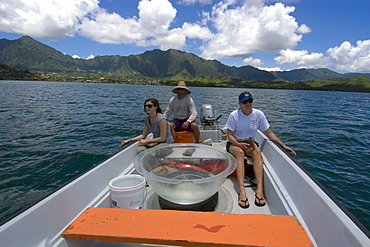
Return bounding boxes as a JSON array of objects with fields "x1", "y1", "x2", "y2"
[{"x1": 0, "y1": 80, "x2": 369, "y2": 230}]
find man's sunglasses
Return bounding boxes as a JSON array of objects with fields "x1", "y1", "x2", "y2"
[
  {"x1": 241, "y1": 99, "x2": 253, "y2": 104},
  {"x1": 144, "y1": 104, "x2": 154, "y2": 108}
]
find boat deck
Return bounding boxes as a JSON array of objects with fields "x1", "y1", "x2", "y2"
[
  {"x1": 141, "y1": 175, "x2": 271, "y2": 215},
  {"x1": 62, "y1": 142, "x2": 280, "y2": 246}
]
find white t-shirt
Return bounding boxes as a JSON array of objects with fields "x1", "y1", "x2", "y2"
[{"x1": 225, "y1": 108, "x2": 270, "y2": 140}]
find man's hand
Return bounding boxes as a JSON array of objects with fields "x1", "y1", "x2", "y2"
[{"x1": 181, "y1": 121, "x2": 190, "y2": 130}]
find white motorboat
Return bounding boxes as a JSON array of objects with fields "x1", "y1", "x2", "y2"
[{"x1": 0, "y1": 105, "x2": 369, "y2": 247}]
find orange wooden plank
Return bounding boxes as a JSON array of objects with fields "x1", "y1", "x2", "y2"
[{"x1": 63, "y1": 207, "x2": 313, "y2": 247}]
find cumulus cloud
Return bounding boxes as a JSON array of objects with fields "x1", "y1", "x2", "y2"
[
  {"x1": 327, "y1": 40, "x2": 370, "y2": 73},
  {"x1": 297, "y1": 24, "x2": 311, "y2": 34},
  {"x1": 275, "y1": 40, "x2": 370, "y2": 73},
  {"x1": 181, "y1": 22, "x2": 213, "y2": 39},
  {"x1": 136, "y1": 0, "x2": 178, "y2": 38},
  {"x1": 78, "y1": 9, "x2": 142, "y2": 44},
  {"x1": 275, "y1": 49, "x2": 333, "y2": 68},
  {"x1": 199, "y1": 1, "x2": 309, "y2": 59},
  {"x1": 0, "y1": 0, "x2": 99, "y2": 39},
  {"x1": 78, "y1": 0, "x2": 211, "y2": 49},
  {"x1": 258, "y1": 66, "x2": 283, "y2": 72},
  {"x1": 243, "y1": 56, "x2": 264, "y2": 67}
]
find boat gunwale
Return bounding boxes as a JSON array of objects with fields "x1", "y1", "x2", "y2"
[
  {"x1": 0, "y1": 143, "x2": 134, "y2": 227},
  {"x1": 267, "y1": 137, "x2": 370, "y2": 238}
]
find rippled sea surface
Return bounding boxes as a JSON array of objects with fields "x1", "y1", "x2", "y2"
[{"x1": 1, "y1": 81, "x2": 369, "y2": 230}]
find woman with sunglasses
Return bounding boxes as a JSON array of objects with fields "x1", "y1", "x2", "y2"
[
  {"x1": 120, "y1": 98, "x2": 174, "y2": 153},
  {"x1": 226, "y1": 91, "x2": 296, "y2": 209}
]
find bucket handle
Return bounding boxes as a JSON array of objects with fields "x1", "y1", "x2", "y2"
[{"x1": 139, "y1": 184, "x2": 148, "y2": 209}]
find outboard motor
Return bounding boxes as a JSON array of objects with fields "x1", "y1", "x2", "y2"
[{"x1": 200, "y1": 104, "x2": 222, "y2": 130}]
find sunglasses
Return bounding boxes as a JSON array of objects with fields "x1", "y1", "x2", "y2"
[
  {"x1": 144, "y1": 104, "x2": 154, "y2": 108},
  {"x1": 241, "y1": 99, "x2": 253, "y2": 104}
]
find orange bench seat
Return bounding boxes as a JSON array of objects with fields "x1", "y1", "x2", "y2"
[{"x1": 62, "y1": 207, "x2": 313, "y2": 247}]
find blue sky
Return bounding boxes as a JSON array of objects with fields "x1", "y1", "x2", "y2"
[{"x1": 1, "y1": 0, "x2": 370, "y2": 73}]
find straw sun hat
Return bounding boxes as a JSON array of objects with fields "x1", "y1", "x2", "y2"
[{"x1": 172, "y1": 81, "x2": 191, "y2": 94}]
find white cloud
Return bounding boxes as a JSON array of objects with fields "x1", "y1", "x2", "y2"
[
  {"x1": 181, "y1": 22, "x2": 213, "y2": 39},
  {"x1": 72, "y1": 55, "x2": 81, "y2": 59},
  {"x1": 0, "y1": 0, "x2": 99, "y2": 39},
  {"x1": 243, "y1": 56, "x2": 264, "y2": 67},
  {"x1": 297, "y1": 24, "x2": 311, "y2": 34},
  {"x1": 87, "y1": 54, "x2": 95, "y2": 60},
  {"x1": 327, "y1": 40, "x2": 370, "y2": 73},
  {"x1": 78, "y1": 0, "x2": 207, "y2": 50},
  {"x1": 137, "y1": 0, "x2": 178, "y2": 37},
  {"x1": 199, "y1": 1, "x2": 309, "y2": 59},
  {"x1": 275, "y1": 49, "x2": 333, "y2": 68},
  {"x1": 78, "y1": 9, "x2": 142, "y2": 44},
  {"x1": 275, "y1": 40, "x2": 370, "y2": 73},
  {"x1": 258, "y1": 66, "x2": 283, "y2": 72}
]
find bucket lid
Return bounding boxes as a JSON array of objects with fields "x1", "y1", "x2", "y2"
[{"x1": 109, "y1": 175, "x2": 146, "y2": 191}]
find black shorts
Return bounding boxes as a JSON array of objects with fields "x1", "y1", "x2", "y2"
[{"x1": 226, "y1": 141, "x2": 233, "y2": 152}]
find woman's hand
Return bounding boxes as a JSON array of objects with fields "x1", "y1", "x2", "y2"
[
  {"x1": 239, "y1": 141, "x2": 252, "y2": 151},
  {"x1": 139, "y1": 139, "x2": 148, "y2": 145},
  {"x1": 284, "y1": 146, "x2": 297, "y2": 156},
  {"x1": 120, "y1": 139, "x2": 130, "y2": 148}
]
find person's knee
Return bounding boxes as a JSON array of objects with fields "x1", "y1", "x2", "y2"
[
  {"x1": 254, "y1": 149, "x2": 262, "y2": 156},
  {"x1": 190, "y1": 122, "x2": 199, "y2": 131},
  {"x1": 232, "y1": 148, "x2": 245, "y2": 159},
  {"x1": 250, "y1": 148, "x2": 261, "y2": 157},
  {"x1": 250, "y1": 150, "x2": 263, "y2": 166}
]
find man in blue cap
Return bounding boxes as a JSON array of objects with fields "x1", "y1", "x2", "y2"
[{"x1": 226, "y1": 91, "x2": 296, "y2": 209}]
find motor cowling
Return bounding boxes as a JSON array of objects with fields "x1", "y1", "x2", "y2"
[{"x1": 200, "y1": 104, "x2": 221, "y2": 130}]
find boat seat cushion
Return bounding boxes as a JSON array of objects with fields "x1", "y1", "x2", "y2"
[{"x1": 62, "y1": 207, "x2": 313, "y2": 247}]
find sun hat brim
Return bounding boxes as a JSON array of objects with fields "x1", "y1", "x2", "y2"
[{"x1": 172, "y1": 86, "x2": 191, "y2": 94}]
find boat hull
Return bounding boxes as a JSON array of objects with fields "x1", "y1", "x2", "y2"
[{"x1": 0, "y1": 129, "x2": 369, "y2": 246}]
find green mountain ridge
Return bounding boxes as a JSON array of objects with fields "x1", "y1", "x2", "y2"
[{"x1": 1, "y1": 36, "x2": 370, "y2": 92}]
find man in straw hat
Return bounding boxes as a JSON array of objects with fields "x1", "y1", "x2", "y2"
[{"x1": 164, "y1": 81, "x2": 200, "y2": 143}]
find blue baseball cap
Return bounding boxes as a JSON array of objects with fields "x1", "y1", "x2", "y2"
[{"x1": 239, "y1": 92, "x2": 253, "y2": 102}]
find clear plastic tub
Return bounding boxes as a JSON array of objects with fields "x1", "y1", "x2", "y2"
[{"x1": 134, "y1": 144, "x2": 236, "y2": 205}]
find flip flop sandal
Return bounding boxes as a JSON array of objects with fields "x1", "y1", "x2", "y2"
[
  {"x1": 238, "y1": 194, "x2": 250, "y2": 209},
  {"x1": 255, "y1": 194, "x2": 266, "y2": 207}
]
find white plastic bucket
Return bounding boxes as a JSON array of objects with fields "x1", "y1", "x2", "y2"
[{"x1": 109, "y1": 175, "x2": 146, "y2": 209}]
